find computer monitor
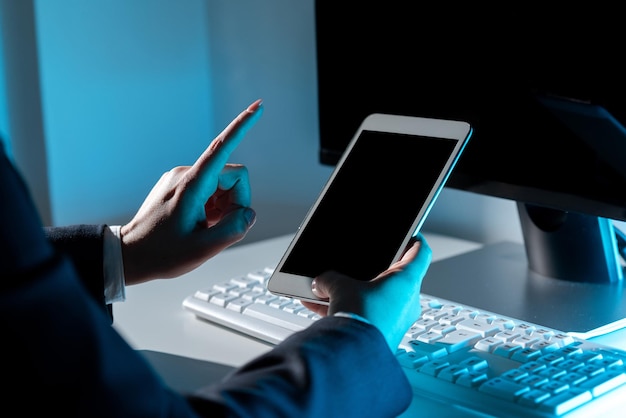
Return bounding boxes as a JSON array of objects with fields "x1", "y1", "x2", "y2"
[{"x1": 314, "y1": 2, "x2": 626, "y2": 336}]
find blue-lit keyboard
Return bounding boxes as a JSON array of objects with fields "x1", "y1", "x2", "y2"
[{"x1": 183, "y1": 267, "x2": 626, "y2": 417}]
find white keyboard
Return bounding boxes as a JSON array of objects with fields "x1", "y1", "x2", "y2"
[{"x1": 182, "y1": 267, "x2": 626, "y2": 417}]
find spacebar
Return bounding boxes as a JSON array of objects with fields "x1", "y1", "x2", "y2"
[{"x1": 243, "y1": 304, "x2": 314, "y2": 332}]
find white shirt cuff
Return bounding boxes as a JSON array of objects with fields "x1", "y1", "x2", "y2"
[{"x1": 103, "y1": 225, "x2": 126, "y2": 303}]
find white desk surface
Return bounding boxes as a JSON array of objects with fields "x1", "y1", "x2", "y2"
[{"x1": 113, "y1": 232, "x2": 626, "y2": 415}]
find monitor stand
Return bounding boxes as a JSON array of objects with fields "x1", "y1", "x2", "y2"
[{"x1": 421, "y1": 204, "x2": 626, "y2": 338}]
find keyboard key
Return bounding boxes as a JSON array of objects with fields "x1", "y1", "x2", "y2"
[
  {"x1": 534, "y1": 328, "x2": 556, "y2": 340},
  {"x1": 435, "y1": 329, "x2": 481, "y2": 353},
  {"x1": 241, "y1": 289, "x2": 265, "y2": 301},
  {"x1": 515, "y1": 323, "x2": 536, "y2": 335},
  {"x1": 418, "y1": 360, "x2": 450, "y2": 376},
  {"x1": 537, "y1": 388, "x2": 592, "y2": 415},
  {"x1": 193, "y1": 288, "x2": 219, "y2": 301},
  {"x1": 422, "y1": 309, "x2": 448, "y2": 321},
  {"x1": 254, "y1": 293, "x2": 277, "y2": 304},
  {"x1": 269, "y1": 298, "x2": 292, "y2": 309},
  {"x1": 551, "y1": 333, "x2": 575, "y2": 347},
  {"x1": 228, "y1": 286, "x2": 251, "y2": 298},
  {"x1": 558, "y1": 372, "x2": 588, "y2": 386},
  {"x1": 474, "y1": 337, "x2": 502, "y2": 353},
  {"x1": 413, "y1": 318, "x2": 439, "y2": 331},
  {"x1": 511, "y1": 348, "x2": 541, "y2": 362},
  {"x1": 493, "y1": 343, "x2": 522, "y2": 358},
  {"x1": 405, "y1": 325, "x2": 427, "y2": 340},
  {"x1": 538, "y1": 352, "x2": 564, "y2": 366},
  {"x1": 429, "y1": 323, "x2": 456, "y2": 335},
  {"x1": 494, "y1": 329, "x2": 522, "y2": 342},
  {"x1": 226, "y1": 298, "x2": 253, "y2": 313},
  {"x1": 479, "y1": 377, "x2": 530, "y2": 401},
  {"x1": 519, "y1": 375, "x2": 549, "y2": 389},
  {"x1": 282, "y1": 302, "x2": 305, "y2": 314},
  {"x1": 243, "y1": 303, "x2": 314, "y2": 332},
  {"x1": 594, "y1": 356, "x2": 625, "y2": 369},
  {"x1": 230, "y1": 276, "x2": 257, "y2": 288},
  {"x1": 531, "y1": 340, "x2": 560, "y2": 353},
  {"x1": 556, "y1": 359, "x2": 584, "y2": 372},
  {"x1": 456, "y1": 318, "x2": 500, "y2": 337},
  {"x1": 213, "y1": 281, "x2": 237, "y2": 293},
  {"x1": 540, "y1": 380, "x2": 570, "y2": 395},
  {"x1": 500, "y1": 368, "x2": 528, "y2": 382},
  {"x1": 491, "y1": 317, "x2": 516, "y2": 330},
  {"x1": 396, "y1": 350, "x2": 429, "y2": 369},
  {"x1": 297, "y1": 309, "x2": 317, "y2": 319},
  {"x1": 438, "y1": 314, "x2": 465, "y2": 326},
  {"x1": 247, "y1": 269, "x2": 272, "y2": 283},
  {"x1": 210, "y1": 292, "x2": 237, "y2": 307},
  {"x1": 519, "y1": 361, "x2": 547, "y2": 374},
  {"x1": 579, "y1": 371, "x2": 626, "y2": 396},
  {"x1": 417, "y1": 331, "x2": 443, "y2": 344},
  {"x1": 538, "y1": 366, "x2": 567, "y2": 380},
  {"x1": 518, "y1": 388, "x2": 551, "y2": 407},
  {"x1": 456, "y1": 370, "x2": 488, "y2": 388},
  {"x1": 401, "y1": 339, "x2": 448, "y2": 359},
  {"x1": 512, "y1": 335, "x2": 541, "y2": 348},
  {"x1": 458, "y1": 356, "x2": 488, "y2": 371},
  {"x1": 438, "y1": 364, "x2": 469, "y2": 382},
  {"x1": 578, "y1": 364, "x2": 606, "y2": 378},
  {"x1": 558, "y1": 344, "x2": 584, "y2": 357},
  {"x1": 456, "y1": 308, "x2": 479, "y2": 318}
]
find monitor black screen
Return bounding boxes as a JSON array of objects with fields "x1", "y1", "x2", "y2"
[{"x1": 314, "y1": 2, "x2": 626, "y2": 335}]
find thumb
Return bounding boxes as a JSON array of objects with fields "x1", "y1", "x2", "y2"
[
  {"x1": 311, "y1": 277, "x2": 330, "y2": 300},
  {"x1": 311, "y1": 270, "x2": 357, "y2": 312},
  {"x1": 311, "y1": 270, "x2": 346, "y2": 300},
  {"x1": 200, "y1": 206, "x2": 256, "y2": 248}
]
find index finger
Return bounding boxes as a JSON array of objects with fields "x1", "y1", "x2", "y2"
[{"x1": 189, "y1": 99, "x2": 264, "y2": 189}]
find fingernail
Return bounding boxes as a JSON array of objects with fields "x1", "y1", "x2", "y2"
[
  {"x1": 247, "y1": 99, "x2": 263, "y2": 112},
  {"x1": 311, "y1": 279, "x2": 320, "y2": 297}
]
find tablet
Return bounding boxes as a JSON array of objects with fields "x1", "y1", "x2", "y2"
[{"x1": 267, "y1": 113, "x2": 473, "y2": 303}]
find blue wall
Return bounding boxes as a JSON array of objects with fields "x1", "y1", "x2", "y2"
[
  {"x1": 36, "y1": 0, "x2": 216, "y2": 226},
  {"x1": 0, "y1": 13, "x2": 6, "y2": 150}
]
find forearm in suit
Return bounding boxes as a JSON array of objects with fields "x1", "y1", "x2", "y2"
[
  {"x1": 44, "y1": 224, "x2": 111, "y2": 320},
  {"x1": 189, "y1": 315, "x2": 413, "y2": 417}
]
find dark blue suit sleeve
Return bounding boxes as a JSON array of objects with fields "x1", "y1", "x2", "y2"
[
  {"x1": 189, "y1": 316, "x2": 413, "y2": 417},
  {"x1": 44, "y1": 224, "x2": 110, "y2": 317}
]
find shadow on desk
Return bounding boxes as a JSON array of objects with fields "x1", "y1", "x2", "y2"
[{"x1": 140, "y1": 350, "x2": 235, "y2": 394}]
